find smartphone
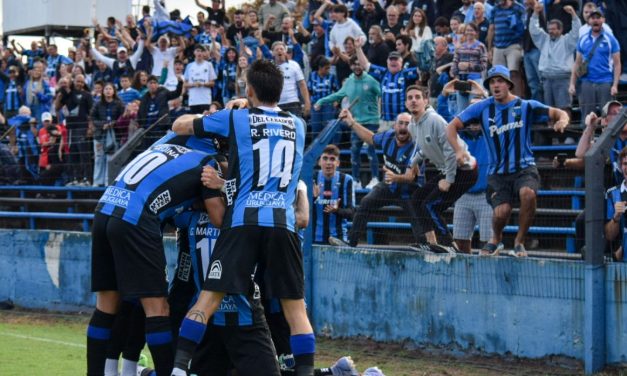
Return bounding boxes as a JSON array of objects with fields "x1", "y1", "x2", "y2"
[{"x1": 454, "y1": 80, "x2": 472, "y2": 92}]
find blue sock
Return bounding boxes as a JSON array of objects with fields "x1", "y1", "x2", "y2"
[
  {"x1": 290, "y1": 333, "x2": 315, "y2": 375},
  {"x1": 145, "y1": 316, "x2": 173, "y2": 376}
]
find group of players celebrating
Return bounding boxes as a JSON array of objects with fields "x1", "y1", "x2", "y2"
[{"x1": 87, "y1": 60, "x2": 332, "y2": 376}]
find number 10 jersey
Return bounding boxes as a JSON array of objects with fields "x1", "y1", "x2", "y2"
[{"x1": 194, "y1": 107, "x2": 305, "y2": 232}]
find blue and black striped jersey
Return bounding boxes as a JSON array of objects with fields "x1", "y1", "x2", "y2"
[
  {"x1": 96, "y1": 136, "x2": 219, "y2": 227},
  {"x1": 173, "y1": 210, "x2": 263, "y2": 326},
  {"x1": 368, "y1": 65, "x2": 419, "y2": 121},
  {"x1": 372, "y1": 130, "x2": 418, "y2": 197},
  {"x1": 312, "y1": 171, "x2": 354, "y2": 244},
  {"x1": 194, "y1": 107, "x2": 305, "y2": 232},
  {"x1": 457, "y1": 97, "x2": 549, "y2": 175},
  {"x1": 307, "y1": 71, "x2": 339, "y2": 103}
]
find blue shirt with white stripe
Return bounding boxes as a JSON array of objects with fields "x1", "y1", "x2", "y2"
[
  {"x1": 577, "y1": 31, "x2": 621, "y2": 84},
  {"x1": 372, "y1": 130, "x2": 418, "y2": 197},
  {"x1": 489, "y1": 2, "x2": 525, "y2": 48},
  {"x1": 312, "y1": 170, "x2": 354, "y2": 243},
  {"x1": 118, "y1": 87, "x2": 141, "y2": 105},
  {"x1": 368, "y1": 65, "x2": 419, "y2": 121},
  {"x1": 307, "y1": 71, "x2": 339, "y2": 103},
  {"x1": 457, "y1": 96, "x2": 549, "y2": 175},
  {"x1": 195, "y1": 107, "x2": 305, "y2": 232},
  {"x1": 173, "y1": 210, "x2": 262, "y2": 326}
]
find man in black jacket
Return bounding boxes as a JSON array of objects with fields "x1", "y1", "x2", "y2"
[
  {"x1": 54, "y1": 75, "x2": 93, "y2": 186},
  {"x1": 138, "y1": 75, "x2": 183, "y2": 145}
]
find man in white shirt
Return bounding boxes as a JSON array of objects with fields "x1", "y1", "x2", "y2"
[
  {"x1": 184, "y1": 45, "x2": 217, "y2": 114},
  {"x1": 146, "y1": 35, "x2": 186, "y2": 91},
  {"x1": 272, "y1": 41, "x2": 311, "y2": 118}
]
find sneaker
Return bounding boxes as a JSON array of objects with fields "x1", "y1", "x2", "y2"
[
  {"x1": 365, "y1": 177, "x2": 380, "y2": 189},
  {"x1": 354, "y1": 181, "x2": 363, "y2": 190},
  {"x1": 508, "y1": 244, "x2": 528, "y2": 258},
  {"x1": 65, "y1": 179, "x2": 78, "y2": 186},
  {"x1": 328, "y1": 236, "x2": 350, "y2": 247},
  {"x1": 480, "y1": 242, "x2": 504, "y2": 256},
  {"x1": 363, "y1": 367, "x2": 385, "y2": 376},
  {"x1": 79, "y1": 178, "x2": 91, "y2": 187},
  {"x1": 278, "y1": 353, "x2": 295, "y2": 370},
  {"x1": 330, "y1": 356, "x2": 359, "y2": 376},
  {"x1": 137, "y1": 366, "x2": 155, "y2": 376}
]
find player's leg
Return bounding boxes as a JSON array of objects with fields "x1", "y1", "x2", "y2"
[
  {"x1": 411, "y1": 174, "x2": 441, "y2": 244},
  {"x1": 104, "y1": 300, "x2": 135, "y2": 376},
  {"x1": 280, "y1": 299, "x2": 315, "y2": 376},
  {"x1": 88, "y1": 213, "x2": 120, "y2": 376},
  {"x1": 453, "y1": 194, "x2": 475, "y2": 253},
  {"x1": 224, "y1": 322, "x2": 281, "y2": 376},
  {"x1": 121, "y1": 304, "x2": 146, "y2": 376},
  {"x1": 485, "y1": 173, "x2": 514, "y2": 249},
  {"x1": 140, "y1": 297, "x2": 173, "y2": 376},
  {"x1": 348, "y1": 184, "x2": 390, "y2": 247}
]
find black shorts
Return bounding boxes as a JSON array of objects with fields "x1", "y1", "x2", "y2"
[
  {"x1": 486, "y1": 166, "x2": 541, "y2": 208},
  {"x1": 203, "y1": 226, "x2": 304, "y2": 299},
  {"x1": 91, "y1": 212, "x2": 168, "y2": 298},
  {"x1": 190, "y1": 322, "x2": 280, "y2": 376}
]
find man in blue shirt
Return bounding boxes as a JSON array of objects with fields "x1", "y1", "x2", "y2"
[
  {"x1": 447, "y1": 65, "x2": 569, "y2": 257},
  {"x1": 569, "y1": 9, "x2": 621, "y2": 122},
  {"x1": 170, "y1": 60, "x2": 315, "y2": 376},
  {"x1": 605, "y1": 146, "x2": 627, "y2": 262}
]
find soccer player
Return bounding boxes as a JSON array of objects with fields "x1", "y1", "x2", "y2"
[
  {"x1": 86, "y1": 135, "x2": 224, "y2": 376},
  {"x1": 447, "y1": 65, "x2": 569, "y2": 257},
  {"x1": 170, "y1": 60, "x2": 314, "y2": 376},
  {"x1": 331, "y1": 111, "x2": 424, "y2": 247},
  {"x1": 312, "y1": 144, "x2": 355, "y2": 245}
]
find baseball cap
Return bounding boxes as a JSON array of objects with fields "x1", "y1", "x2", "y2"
[
  {"x1": 589, "y1": 9, "x2": 604, "y2": 17},
  {"x1": 484, "y1": 64, "x2": 514, "y2": 90},
  {"x1": 41, "y1": 112, "x2": 53, "y2": 122},
  {"x1": 602, "y1": 100, "x2": 622, "y2": 117},
  {"x1": 117, "y1": 46, "x2": 128, "y2": 54},
  {"x1": 388, "y1": 51, "x2": 402, "y2": 60}
]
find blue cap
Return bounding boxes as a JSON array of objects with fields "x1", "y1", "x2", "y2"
[{"x1": 484, "y1": 64, "x2": 514, "y2": 90}]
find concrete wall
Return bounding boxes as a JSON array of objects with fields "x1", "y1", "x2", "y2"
[{"x1": 1, "y1": 230, "x2": 626, "y2": 363}]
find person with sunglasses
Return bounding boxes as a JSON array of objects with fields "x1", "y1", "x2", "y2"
[{"x1": 312, "y1": 144, "x2": 356, "y2": 245}]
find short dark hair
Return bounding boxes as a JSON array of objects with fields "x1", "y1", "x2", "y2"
[
  {"x1": 147, "y1": 75, "x2": 158, "y2": 83},
  {"x1": 119, "y1": 74, "x2": 132, "y2": 81},
  {"x1": 323, "y1": 144, "x2": 340, "y2": 156},
  {"x1": 405, "y1": 84, "x2": 428, "y2": 97},
  {"x1": 434, "y1": 16, "x2": 449, "y2": 28},
  {"x1": 246, "y1": 60, "x2": 283, "y2": 104},
  {"x1": 396, "y1": 35, "x2": 412, "y2": 49},
  {"x1": 234, "y1": 9, "x2": 244, "y2": 15},
  {"x1": 333, "y1": 4, "x2": 348, "y2": 17},
  {"x1": 620, "y1": 146, "x2": 627, "y2": 163},
  {"x1": 349, "y1": 55, "x2": 359, "y2": 65}
]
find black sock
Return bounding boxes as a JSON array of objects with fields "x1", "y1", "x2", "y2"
[
  {"x1": 123, "y1": 304, "x2": 146, "y2": 361},
  {"x1": 314, "y1": 369, "x2": 333, "y2": 376},
  {"x1": 106, "y1": 300, "x2": 134, "y2": 360},
  {"x1": 86, "y1": 309, "x2": 116, "y2": 376},
  {"x1": 173, "y1": 318, "x2": 207, "y2": 371},
  {"x1": 145, "y1": 316, "x2": 174, "y2": 376}
]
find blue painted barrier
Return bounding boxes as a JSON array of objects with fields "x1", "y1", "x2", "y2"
[{"x1": 5, "y1": 229, "x2": 625, "y2": 363}]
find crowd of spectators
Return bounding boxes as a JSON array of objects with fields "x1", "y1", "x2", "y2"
[{"x1": 0, "y1": 0, "x2": 624, "y2": 255}]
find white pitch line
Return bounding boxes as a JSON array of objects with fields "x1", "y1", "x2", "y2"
[{"x1": 0, "y1": 331, "x2": 85, "y2": 348}]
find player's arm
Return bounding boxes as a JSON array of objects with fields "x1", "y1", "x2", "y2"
[
  {"x1": 295, "y1": 180, "x2": 310, "y2": 229},
  {"x1": 204, "y1": 196, "x2": 225, "y2": 228},
  {"x1": 446, "y1": 117, "x2": 466, "y2": 165},
  {"x1": 172, "y1": 114, "x2": 197, "y2": 135},
  {"x1": 339, "y1": 108, "x2": 374, "y2": 145}
]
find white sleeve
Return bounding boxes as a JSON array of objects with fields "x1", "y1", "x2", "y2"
[
  {"x1": 129, "y1": 40, "x2": 145, "y2": 68},
  {"x1": 90, "y1": 47, "x2": 114, "y2": 69}
]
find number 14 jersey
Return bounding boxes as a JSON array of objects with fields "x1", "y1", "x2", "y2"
[{"x1": 194, "y1": 107, "x2": 305, "y2": 232}]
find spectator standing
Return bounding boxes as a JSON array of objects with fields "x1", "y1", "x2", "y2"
[
  {"x1": 453, "y1": 121, "x2": 493, "y2": 253},
  {"x1": 11, "y1": 40, "x2": 45, "y2": 69},
  {"x1": 406, "y1": 85, "x2": 477, "y2": 248},
  {"x1": 259, "y1": 0, "x2": 290, "y2": 32},
  {"x1": 428, "y1": 36, "x2": 454, "y2": 108},
  {"x1": 328, "y1": 3, "x2": 367, "y2": 53},
  {"x1": 215, "y1": 47, "x2": 239, "y2": 103},
  {"x1": 272, "y1": 42, "x2": 311, "y2": 118},
  {"x1": 410, "y1": 0, "x2": 436, "y2": 29},
  {"x1": 487, "y1": 0, "x2": 526, "y2": 97},
  {"x1": 37, "y1": 112, "x2": 65, "y2": 186},
  {"x1": 138, "y1": 75, "x2": 183, "y2": 141},
  {"x1": 315, "y1": 56, "x2": 381, "y2": 189},
  {"x1": 447, "y1": 65, "x2": 569, "y2": 257},
  {"x1": 3, "y1": 66, "x2": 23, "y2": 119},
  {"x1": 366, "y1": 26, "x2": 390, "y2": 67},
  {"x1": 529, "y1": 4, "x2": 580, "y2": 112},
  {"x1": 381, "y1": 6, "x2": 404, "y2": 49},
  {"x1": 24, "y1": 61, "x2": 52, "y2": 129},
  {"x1": 117, "y1": 74, "x2": 142, "y2": 105},
  {"x1": 356, "y1": 43, "x2": 419, "y2": 132},
  {"x1": 336, "y1": 111, "x2": 426, "y2": 247},
  {"x1": 226, "y1": 10, "x2": 251, "y2": 46},
  {"x1": 90, "y1": 37, "x2": 145, "y2": 85},
  {"x1": 473, "y1": 2, "x2": 490, "y2": 45},
  {"x1": 54, "y1": 75, "x2": 93, "y2": 186},
  {"x1": 9, "y1": 107, "x2": 39, "y2": 183},
  {"x1": 355, "y1": 0, "x2": 385, "y2": 34},
  {"x1": 395, "y1": 35, "x2": 418, "y2": 68},
  {"x1": 44, "y1": 44, "x2": 72, "y2": 80},
  {"x1": 406, "y1": 9, "x2": 433, "y2": 56},
  {"x1": 569, "y1": 9, "x2": 621, "y2": 121},
  {"x1": 184, "y1": 45, "x2": 217, "y2": 114},
  {"x1": 605, "y1": 146, "x2": 627, "y2": 261},
  {"x1": 195, "y1": 0, "x2": 226, "y2": 26},
  {"x1": 330, "y1": 37, "x2": 357, "y2": 84},
  {"x1": 451, "y1": 23, "x2": 488, "y2": 110},
  {"x1": 91, "y1": 82, "x2": 124, "y2": 187},
  {"x1": 145, "y1": 35, "x2": 185, "y2": 91},
  {"x1": 308, "y1": 57, "x2": 339, "y2": 138},
  {"x1": 312, "y1": 144, "x2": 356, "y2": 245},
  {"x1": 522, "y1": 0, "x2": 545, "y2": 101}
]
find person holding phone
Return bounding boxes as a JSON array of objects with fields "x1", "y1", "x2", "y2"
[{"x1": 450, "y1": 23, "x2": 488, "y2": 113}]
